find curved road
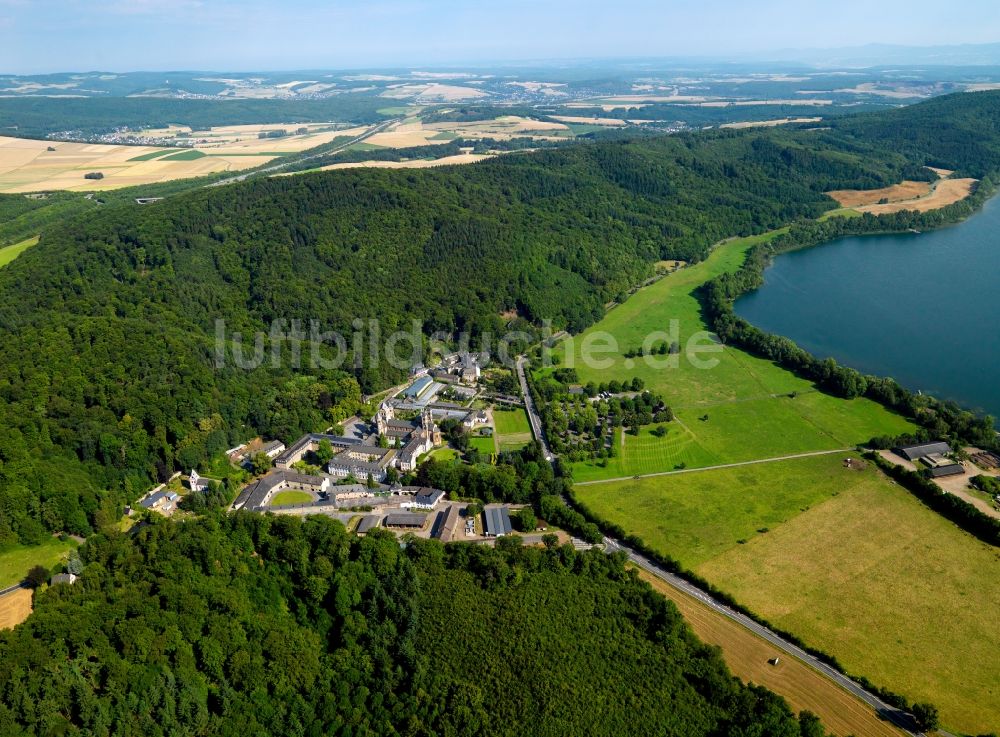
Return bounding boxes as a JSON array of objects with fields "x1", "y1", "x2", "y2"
[
  {"x1": 602, "y1": 536, "x2": 928, "y2": 736},
  {"x1": 208, "y1": 118, "x2": 400, "y2": 188},
  {"x1": 514, "y1": 355, "x2": 935, "y2": 737}
]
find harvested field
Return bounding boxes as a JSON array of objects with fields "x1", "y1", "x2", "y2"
[
  {"x1": 720, "y1": 117, "x2": 822, "y2": 129},
  {"x1": 635, "y1": 569, "x2": 904, "y2": 737},
  {"x1": 827, "y1": 181, "x2": 932, "y2": 208},
  {"x1": 319, "y1": 153, "x2": 493, "y2": 171},
  {"x1": 0, "y1": 123, "x2": 369, "y2": 193},
  {"x1": 381, "y1": 83, "x2": 488, "y2": 101},
  {"x1": 926, "y1": 166, "x2": 954, "y2": 178},
  {"x1": 0, "y1": 588, "x2": 32, "y2": 631},
  {"x1": 550, "y1": 115, "x2": 627, "y2": 126},
  {"x1": 855, "y1": 178, "x2": 976, "y2": 214}
]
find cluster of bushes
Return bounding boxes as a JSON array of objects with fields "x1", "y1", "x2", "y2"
[{"x1": 623, "y1": 341, "x2": 679, "y2": 359}]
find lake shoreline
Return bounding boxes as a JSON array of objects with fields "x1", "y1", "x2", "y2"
[{"x1": 735, "y1": 186, "x2": 1000, "y2": 426}]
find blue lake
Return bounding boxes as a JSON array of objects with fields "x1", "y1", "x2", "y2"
[{"x1": 736, "y1": 195, "x2": 1000, "y2": 423}]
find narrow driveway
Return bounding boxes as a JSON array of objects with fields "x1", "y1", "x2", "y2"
[{"x1": 575, "y1": 447, "x2": 855, "y2": 485}]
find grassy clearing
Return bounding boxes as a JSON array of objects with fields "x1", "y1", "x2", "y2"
[
  {"x1": 198, "y1": 453, "x2": 242, "y2": 481},
  {"x1": 635, "y1": 568, "x2": 904, "y2": 737},
  {"x1": 0, "y1": 538, "x2": 78, "y2": 589},
  {"x1": 550, "y1": 232, "x2": 912, "y2": 478},
  {"x1": 425, "y1": 447, "x2": 460, "y2": 463},
  {"x1": 577, "y1": 453, "x2": 862, "y2": 566},
  {"x1": 818, "y1": 207, "x2": 863, "y2": 221},
  {"x1": 494, "y1": 409, "x2": 530, "y2": 436},
  {"x1": 494, "y1": 409, "x2": 533, "y2": 451},
  {"x1": 690, "y1": 461, "x2": 1000, "y2": 735},
  {"x1": 269, "y1": 490, "x2": 313, "y2": 506},
  {"x1": 469, "y1": 435, "x2": 497, "y2": 455},
  {"x1": 0, "y1": 236, "x2": 39, "y2": 267}
]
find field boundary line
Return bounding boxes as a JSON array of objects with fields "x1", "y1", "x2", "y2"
[{"x1": 575, "y1": 447, "x2": 854, "y2": 485}]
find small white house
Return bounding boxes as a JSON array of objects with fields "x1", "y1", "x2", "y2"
[{"x1": 189, "y1": 470, "x2": 209, "y2": 492}]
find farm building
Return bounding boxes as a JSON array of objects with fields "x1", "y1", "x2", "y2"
[
  {"x1": 432, "y1": 504, "x2": 462, "y2": 542},
  {"x1": 928, "y1": 463, "x2": 966, "y2": 478},
  {"x1": 384, "y1": 513, "x2": 427, "y2": 529},
  {"x1": 894, "y1": 441, "x2": 951, "y2": 462},
  {"x1": 483, "y1": 506, "x2": 513, "y2": 537},
  {"x1": 356, "y1": 515, "x2": 383, "y2": 535},
  {"x1": 402, "y1": 375, "x2": 435, "y2": 399}
]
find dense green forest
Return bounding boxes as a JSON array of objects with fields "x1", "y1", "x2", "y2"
[
  {"x1": 1, "y1": 90, "x2": 999, "y2": 546},
  {"x1": 0, "y1": 514, "x2": 828, "y2": 736},
  {"x1": 0, "y1": 96, "x2": 389, "y2": 138}
]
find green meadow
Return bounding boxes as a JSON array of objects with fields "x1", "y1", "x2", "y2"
[
  {"x1": 577, "y1": 454, "x2": 1000, "y2": 734},
  {"x1": 0, "y1": 537, "x2": 78, "y2": 589},
  {"x1": 0, "y1": 236, "x2": 39, "y2": 268},
  {"x1": 550, "y1": 232, "x2": 912, "y2": 479},
  {"x1": 493, "y1": 408, "x2": 533, "y2": 451}
]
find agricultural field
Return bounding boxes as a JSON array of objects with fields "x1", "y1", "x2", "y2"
[
  {"x1": 553, "y1": 233, "x2": 913, "y2": 480},
  {"x1": 320, "y1": 153, "x2": 493, "y2": 171},
  {"x1": 855, "y1": 178, "x2": 977, "y2": 214},
  {"x1": 0, "y1": 236, "x2": 37, "y2": 267},
  {"x1": 0, "y1": 124, "x2": 365, "y2": 193},
  {"x1": 0, "y1": 588, "x2": 33, "y2": 631},
  {"x1": 827, "y1": 167, "x2": 976, "y2": 215},
  {"x1": 826, "y1": 180, "x2": 932, "y2": 207},
  {"x1": 579, "y1": 454, "x2": 999, "y2": 734},
  {"x1": 269, "y1": 490, "x2": 313, "y2": 506},
  {"x1": 0, "y1": 538, "x2": 78, "y2": 589},
  {"x1": 635, "y1": 569, "x2": 904, "y2": 737},
  {"x1": 494, "y1": 408, "x2": 533, "y2": 451},
  {"x1": 698, "y1": 461, "x2": 999, "y2": 735}
]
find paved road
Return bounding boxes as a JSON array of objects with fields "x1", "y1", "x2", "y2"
[
  {"x1": 515, "y1": 355, "x2": 553, "y2": 461},
  {"x1": 601, "y1": 536, "x2": 936, "y2": 736},
  {"x1": 509, "y1": 358, "x2": 938, "y2": 736},
  {"x1": 208, "y1": 118, "x2": 399, "y2": 188},
  {"x1": 0, "y1": 581, "x2": 27, "y2": 597},
  {"x1": 575, "y1": 447, "x2": 856, "y2": 485}
]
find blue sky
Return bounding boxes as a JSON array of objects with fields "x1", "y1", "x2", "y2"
[{"x1": 1, "y1": 0, "x2": 998, "y2": 73}]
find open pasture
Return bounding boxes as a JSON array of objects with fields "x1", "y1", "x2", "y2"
[
  {"x1": 552, "y1": 233, "x2": 912, "y2": 478},
  {"x1": 695, "y1": 461, "x2": 1000, "y2": 735},
  {"x1": 0, "y1": 236, "x2": 38, "y2": 267},
  {"x1": 583, "y1": 453, "x2": 1000, "y2": 733}
]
